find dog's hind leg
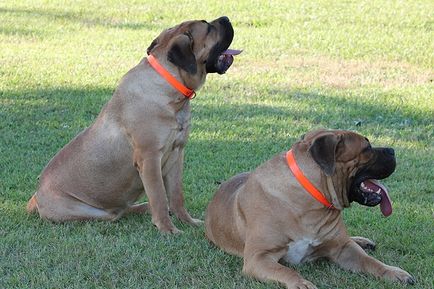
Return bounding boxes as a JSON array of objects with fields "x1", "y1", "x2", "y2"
[
  {"x1": 26, "y1": 194, "x2": 38, "y2": 214},
  {"x1": 35, "y1": 192, "x2": 117, "y2": 222},
  {"x1": 351, "y1": 236, "x2": 376, "y2": 251}
]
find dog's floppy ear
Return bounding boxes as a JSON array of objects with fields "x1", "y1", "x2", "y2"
[
  {"x1": 167, "y1": 34, "x2": 197, "y2": 74},
  {"x1": 308, "y1": 133, "x2": 341, "y2": 176},
  {"x1": 147, "y1": 37, "x2": 159, "y2": 55}
]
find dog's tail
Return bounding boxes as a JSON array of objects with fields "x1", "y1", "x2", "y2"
[{"x1": 26, "y1": 194, "x2": 39, "y2": 214}]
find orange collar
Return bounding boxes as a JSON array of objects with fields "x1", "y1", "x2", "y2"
[
  {"x1": 147, "y1": 54, "x2": 196, "y2": 99},
  {"x1": 286, "y1": 149, "x2": 335, "y2": 209}
]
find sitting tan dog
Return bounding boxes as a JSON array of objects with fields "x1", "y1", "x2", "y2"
[
  {"x1": 27, "y1": 16, "x2": 241, "y2": 234},
  {"x1": 205, "y1": 129, "x2": 415, "y2": 288}
]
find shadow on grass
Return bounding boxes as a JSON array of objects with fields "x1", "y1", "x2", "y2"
[
  {"x1": 0, "y1": 7, "x2": 163, "y2": 31},
  {"x1": 1, "y1": 86, "x2": 431, "y2": 158},
  {"x1": 0, "y1": 26, "x2": 46, "y2": 38},
  {"x1": 2, "y1": 86, "x2": 431, "y2": 131},
  {"x1": 1, "y1": 86, "x2": 432, "y2": 200}
]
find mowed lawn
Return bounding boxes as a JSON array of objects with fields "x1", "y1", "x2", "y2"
[{"x1": 1, "y1": 1, "x2": 433, "y2": 288}]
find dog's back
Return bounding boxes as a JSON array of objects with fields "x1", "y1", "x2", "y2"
[{"x1": 205, "y1": 172, "x2": 250, "y2": 256}]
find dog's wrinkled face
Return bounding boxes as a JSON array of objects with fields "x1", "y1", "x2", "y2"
[
  {"x1": 303, "y1": 129, "x2": 396, "y2": 216},
  {"x1": 147, "y1": 16, "x2": 238, "y2": 75}
]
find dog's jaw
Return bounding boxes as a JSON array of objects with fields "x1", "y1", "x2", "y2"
[
  {"x1": 348, "y1": 147, "x2": 396, "y2": 216},
  {"x1": 205, "y1": 17, "x2": 238, "y2": 74}
]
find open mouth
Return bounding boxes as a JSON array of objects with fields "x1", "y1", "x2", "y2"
[
  {"x1": 214, "y1": 48, "x2": 242, "y2": 74},
  {"x1": 357, "y1": 179, "x2": 392, "y2": 217}
]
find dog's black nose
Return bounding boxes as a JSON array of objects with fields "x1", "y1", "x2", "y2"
[
  {"x1": 385, "y1": 148, "x2": 395, "y2": 156},
  {"x1": 218, "y1": 16, "x2": 230, "y2": 24}
]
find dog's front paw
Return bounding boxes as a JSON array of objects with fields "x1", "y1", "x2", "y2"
[
  {"x1": 184, "y1": 217, "x2": 203, "y2": 227},
  {"x1": 287, "y1": 279, "x2": 318, "y2": 289},
  {"x1": 351, "y1": 236, "x2": 376, "y2": 251},
  {"x1": 383, "y1": 265, "x2": 415, "y2": 285},
  {"x1": 158, "y1": 224, "x2": 183, "y2": 234},
  {"x1": 173, "y1": 209, "x2": 203, "y2": 226},
  {"x1": 152, "y1": 218, "x2": 183, "y2": 234}
]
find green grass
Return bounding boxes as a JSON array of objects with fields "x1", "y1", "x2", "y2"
[{"x1": 1, "y1": 0, "x2": 433, "y2": 288}]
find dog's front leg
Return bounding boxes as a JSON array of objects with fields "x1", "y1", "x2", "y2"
[
  {"x1": 330, "y1": 239, "x2": 415, "y2": 285},
  {"x1": 242, "y1": 241, "x2": 317, "y2": 289},
  {"x1": 135, "y1": 151, "x2": 180, "y2": 234},
  {"x1": 163, "y1": 147, "x2": 202, "y2": 226}
]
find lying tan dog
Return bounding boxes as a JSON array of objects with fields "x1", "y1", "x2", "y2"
[
  {"x1": 205, "y1": 129, "x2": 415, "y2": 288},
  {"x1": 27, "y1": 16, "x2": 241, "y2": 234}
]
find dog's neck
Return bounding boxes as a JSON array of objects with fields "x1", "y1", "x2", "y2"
[
  {"x1": 292, "y1": 144, "x2": 350, "y2": 211},
  {"x1": 321, "y1": 173, "x2": 350, "y2": 210},
  {"x1": 177, "y1": 66, "x2": 207, "y2": 91},
  {"x1": 146, "y1": 54, "x2": 206, "y2": 98}
]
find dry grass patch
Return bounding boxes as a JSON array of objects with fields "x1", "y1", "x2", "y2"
[{"x1": 236, "y1": 56, "x2": 433, "y2": 89}]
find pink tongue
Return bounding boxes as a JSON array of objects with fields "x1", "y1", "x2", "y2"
[
  {"x1": 380, "y1": 190, "x2": 393, "y2": 217},
  {"x1": 222, "y1": 49, "x2": 243, "y2": 55},
  {"x1": 369, "y1": 179, "x2": 393, "y2": 217}
]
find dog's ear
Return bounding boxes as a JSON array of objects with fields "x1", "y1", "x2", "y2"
[
  {"x1": 167, "y1": 34, "x2": 197, "y2": 74},
  {"x1": 308, "y1": 133, "x2": 342, "y2": 176},
  {"x1": 147, "y1": 37, "x2": 159, "y2": 55}
]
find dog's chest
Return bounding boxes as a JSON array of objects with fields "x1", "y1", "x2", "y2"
[
  {"x1": 283, "y1": 238, "x2": 321, "y2": 265},
  {"x1": 173, "y1": 102, "x2": 191, "y2": 147}
]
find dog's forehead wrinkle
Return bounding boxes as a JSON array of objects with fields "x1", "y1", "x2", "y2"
[{"x1": 162, "y1": 24, "x2": 191, "y2": 39}]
